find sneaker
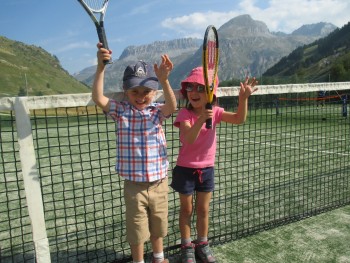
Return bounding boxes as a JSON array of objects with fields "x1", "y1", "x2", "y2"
[
  {"x1": 152, "y1": 258, "x2": 169, "y2": 263},
  {"x1": 194, "y1": 242, "x2": 216, "y2": 263},
  {"x1": 180, "y1": 243, "x2": 196, "y2": 263}
]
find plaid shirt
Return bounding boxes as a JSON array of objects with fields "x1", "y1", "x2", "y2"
[{"x1": 107, "y1": 99, "x2": 169, "y2": 182}]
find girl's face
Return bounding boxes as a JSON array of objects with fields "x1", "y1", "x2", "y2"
[
  {"x1": 125, "y1": 86, "x2": 156, "y2": 110},
  {"x1": 185, "y1": 82, "x2": 207, "y2": 109}
]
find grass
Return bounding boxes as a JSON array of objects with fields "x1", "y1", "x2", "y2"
[
  {"x1": 212, "y1": 205, "x2": 350, "y2": 263},
  {"x1": 0, "y1": 36, "x2": 90, "y2": 97}
]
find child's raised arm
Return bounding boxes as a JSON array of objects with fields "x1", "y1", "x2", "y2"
[
  {"x1": 221, "y1": 76, "x2": 258, "y2": 124},
  {"x1": 92, "y1": 43, "x2": 112, "y2": 112},
  {"x1": 154, "y1": 54, "x2": 177, "y2": 116}
]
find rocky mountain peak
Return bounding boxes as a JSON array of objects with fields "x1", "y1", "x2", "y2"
[
  {"x1": 291, "y1": 22, "x2": 337, "y2": 37},
  {"x1": 119, "y1": 38, "x2": 200, "y2": 60},
  {"x1": 74, "y1": 15, "x2": 337, "y2": 92},
  {"x1": 218, "y1": 14, "x2": 272, "y2": 38}
]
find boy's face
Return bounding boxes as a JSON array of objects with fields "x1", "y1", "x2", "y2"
[{"x1": 125, "y1": 86, "x2": 156, "y2": 110}]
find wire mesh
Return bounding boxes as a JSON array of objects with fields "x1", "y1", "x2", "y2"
[{"x1": 0, "y1": 87, "x2": 349, "y2": 262}]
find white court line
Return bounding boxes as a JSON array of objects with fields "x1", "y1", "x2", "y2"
[
  {"x1": 226, "y1": 127, "x2": 347, "y2": 142},
  {"x1": 241, "y1": 139, "x2": 350, "y2": 157},
  {"x1": 252, "y1": 130, "x2": 346, "y2": 142},
  {"x1": 219, "y1": 135, "x2": 350, "y2": 157}
]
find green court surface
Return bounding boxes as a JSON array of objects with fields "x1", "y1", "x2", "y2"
[{"x1": 212, "y1": 205, "x2": 350, "y2": 263}]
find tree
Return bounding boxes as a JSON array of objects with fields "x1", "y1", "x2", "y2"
[{"x1": 330, "y1": 63, "x2": 346, "y2": 81}]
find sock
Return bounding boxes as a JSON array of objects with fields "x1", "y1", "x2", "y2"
[
  {"x1": 181, "y1": 238, "x2": 192, "y2": 246},
  {"x1": 153, "y1": 251, "x2": 164, "y2": 262},
  {"x1": 196, "y1": 236, "x2": 208, "y2": 243}
]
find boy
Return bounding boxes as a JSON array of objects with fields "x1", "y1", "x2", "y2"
[{"x1": 92, "y1": 43, "x2": 177, "y2": 263}]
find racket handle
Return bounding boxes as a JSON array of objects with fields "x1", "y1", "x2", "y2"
[
  {"x1": 205, "y1": 103, "x2": 212, "y2": 129},
  {"x1": 96, "y1": 24, "x2": 112, "y2": 64}
]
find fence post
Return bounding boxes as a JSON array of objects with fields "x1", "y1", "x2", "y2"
[
  {"x1": 342, "y1": 94, "x2": 347, "y2": 117},
  {"x1": 275, "y1": 98, "x2": 280, "y2": 115}
]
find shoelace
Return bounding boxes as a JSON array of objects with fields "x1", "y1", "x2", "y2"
[
  {"x1": 193, "y1": 169, "x2": 203, "y2": 183},
  {"x1": 181, "y1": 243, "x2": 195, "y2": 249},
  {"x1": 195, "y1": 241, "x2": 208, "y2": 246}
]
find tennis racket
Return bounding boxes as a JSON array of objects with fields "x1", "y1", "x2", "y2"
[
  {"x1": 77, "y1": 0, "x2": 112, "y2": 64},
  {"x1": 202, "y1": 25, "x2": 219, "y2": 129}
]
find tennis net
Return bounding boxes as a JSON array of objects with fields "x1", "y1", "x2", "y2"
[{"x1": 0, "y1": 83, "x2": 349, "y2": 262}]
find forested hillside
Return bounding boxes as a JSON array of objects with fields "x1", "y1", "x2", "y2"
[{"x1": 261, "y1": 22, "x2": 350, "y2": 84}]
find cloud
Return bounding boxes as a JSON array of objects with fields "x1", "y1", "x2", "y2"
[
  {"x1": 252, "y1": 0, "x2": 350, "y2": 33},
  {"x1": 90, "y1": 57, "x2": 98, "y2": 66},
  {"x1": 160, "y1": 0, "x2": 350, "y2": 36},
  {"x1": 53, "y1": 42, "x2": 93, "y2": 54},
  {"x1": 128, "y1": 1, "x2": 161, "y2": 16},
  {"x1": 161, "y1": 11, "x2": 239, "y2": 37}
]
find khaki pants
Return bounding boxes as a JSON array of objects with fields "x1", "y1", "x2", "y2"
[{"x1": 124, "y1": 177, "x2": 169, "y2": 245}]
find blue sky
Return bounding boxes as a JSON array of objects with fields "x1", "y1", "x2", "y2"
[{"x1": 1, "y1": 0, "x2": 349, "y2": 75}]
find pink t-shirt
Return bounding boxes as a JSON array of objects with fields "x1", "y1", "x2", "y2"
[{"x1": 174, "y1": 106, "x2": 224, "y2": 168}]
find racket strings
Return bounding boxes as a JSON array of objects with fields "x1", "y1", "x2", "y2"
[
  {"x1": 83, "y1": 0, "x2": 108, "y2": 12},
  {"x1": 206, "y1": 44, "x2": 218, "y2": 92},
  {"x1": 207, "y1": 33, "x2": 217, "y2": 70}
]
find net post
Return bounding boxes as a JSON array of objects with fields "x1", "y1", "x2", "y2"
[{"x1": 14, "y1": 97, "x2": 51, "y2": 263}]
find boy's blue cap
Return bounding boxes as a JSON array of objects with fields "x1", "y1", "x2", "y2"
[{"x1": 122, "y1": 61, "x2": 159, "y2": 90}]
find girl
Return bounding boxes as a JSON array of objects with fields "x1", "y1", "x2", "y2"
[{"x1": 171, "y1": 67, "x2": 258, "y2": 263}]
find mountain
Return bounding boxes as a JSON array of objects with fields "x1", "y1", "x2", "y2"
[
  {"x1": 0, "y1": 14, "x2": 334, "y2": 97},
  {"x1": 263, "y1": 21, "x2": 350, "y2": 83},
  {"x1": 291, "y1": 22, "x2": 337, "y2": 37},
  {"x1": 170, "y1": 15, "x2": 337, "y2": 87},
  {"x1": 74, "y1": 38, "x2": 201, "y2": 93},
  {"x1": 75, "y1": 14, "x2": 337, "y2": 92},
  {"x1": 0, "y1": 36, "x2": 90, "y2": 97}
]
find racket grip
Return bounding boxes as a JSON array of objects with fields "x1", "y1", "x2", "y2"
[
  {"x1": 205, "y1": 103, "x2": 212, "y2": 129},
  {"x1": 96, "y1": 25, "x2": 112, "y2": 64}
]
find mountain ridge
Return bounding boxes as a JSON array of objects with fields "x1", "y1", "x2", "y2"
[
  {"x1": 0, "y1": 14, "x2": 339, "y2": 97},
  {"x1": 74, "y1": 14, "x2": 337, "y2": 92},
  {"x1": 262, "y1": 21, "x2": 350, "y2": 83},
  {"x1": 169, "y1": 15, "x2": 337, "y2": 89}
]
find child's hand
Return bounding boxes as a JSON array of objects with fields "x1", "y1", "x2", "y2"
[
  {"x1": 154, "y1": 54, "x2": 173, "y2": 83},
  {"x1": 199, "y1": 108, "x2": 213, "y2": 124},
  {"x1": 96, "y1": 43, "x2": 112, "y2": 67},
  {"x1": 239, "y1": 77, "x2": 258, "y2": 99}
]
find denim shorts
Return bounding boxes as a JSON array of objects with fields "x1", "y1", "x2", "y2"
[{"x1": 171, "y1": 166, "x2": 215, "y2": 195}]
